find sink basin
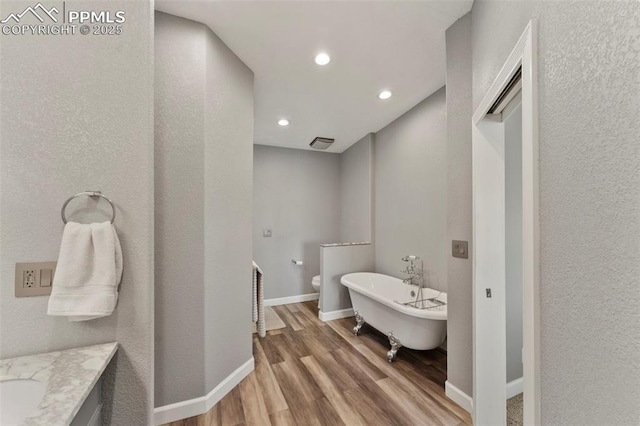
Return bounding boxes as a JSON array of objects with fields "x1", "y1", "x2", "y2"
[{"x1": 0, "y1": 379, "x2": 45, "y2": 425}]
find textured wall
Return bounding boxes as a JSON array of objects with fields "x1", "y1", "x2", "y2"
[
  {"x1": 444, "y1": 12, "x2": 473, "y2": 398},
  {"x1": 203, "y1": 21, "x2": 254, "y2": 394},
  {"x1": 0, "y1": 1, "x2": 155, "y2": 424},
  {"x1": 504, "y1": 103, "x2": 523, "y2": 383},
  {"x1": 374, "y1": 87, "x2": 448, "y2": 292},
  {"x1": 319, "y1": 244, "x2": 375, "y2": 313},
  {"x1": 253, "y1": 145, "x2": 341, "y2": 299},
  {"x1": 472, "y1": 1, "x2": 640, "y2": 423},
  {"x1": 154, "y1": 12, "x2": 207, "y2": 406},
  {"x1": 154, "y1": 11, "x2": 254, "y2": 408},
  {"x1": 340, "y1": 133, "x2": 374, "y2": 243}
]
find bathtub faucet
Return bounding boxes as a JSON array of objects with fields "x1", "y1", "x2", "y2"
[{"x1": 401, "y1": 255, "x2": 423, "y2": 286}]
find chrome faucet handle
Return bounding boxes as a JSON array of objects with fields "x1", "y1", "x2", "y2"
[
  {"x1": 403, "y1": 269, "x2": 415, "y2": 277},
  {"x1": 402, "y1": 255, "x2": 420, "y2": 262}
]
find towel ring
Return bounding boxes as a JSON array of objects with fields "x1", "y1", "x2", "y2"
[{"x1": 61, "y1": 191, "x2": 116, "y2": 224}]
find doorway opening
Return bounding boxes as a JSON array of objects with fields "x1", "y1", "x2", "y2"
[{"x1": 472, "y1": 20, "x2": 540, "y2": 426}]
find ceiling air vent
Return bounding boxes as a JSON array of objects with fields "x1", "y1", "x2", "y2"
[{"x1": 310, "y1": 137, "x2": 335, "y2": 150}]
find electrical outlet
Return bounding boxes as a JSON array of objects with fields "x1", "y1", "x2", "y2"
[
  {"x1": 23, "y1": 270, "x2": 36, "y2": 288},
  {"x1": 15, "y1": 262, "x2": 57, "y2": 297}
]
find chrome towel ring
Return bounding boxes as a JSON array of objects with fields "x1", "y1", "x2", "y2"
[{"x1": 61, "y1": 191, "x2": 116, "y2": 224}]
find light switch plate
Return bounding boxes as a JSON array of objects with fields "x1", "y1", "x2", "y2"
[
  {"x1": 452, "y1": 240, "x2": 469, "y2": 259},
  {"x1": 15, "y1": 262, "x2": 57, "y2": 297}
]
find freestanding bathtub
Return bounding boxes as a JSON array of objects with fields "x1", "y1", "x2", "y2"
[{"x1": 340, "y1": 272, "x2": 447, "y2": 361}]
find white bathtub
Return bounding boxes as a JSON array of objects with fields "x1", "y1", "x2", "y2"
[{"x1": 340, "y1": 272, "x2": 447, "y2": 359}]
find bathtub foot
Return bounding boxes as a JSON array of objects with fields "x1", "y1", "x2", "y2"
[
  {"x1": 387, "y1": 332, "x2": 402, "y2": 362},
  {"x1": 353, "y1": 311, "x2": 365, "y2": 336}
]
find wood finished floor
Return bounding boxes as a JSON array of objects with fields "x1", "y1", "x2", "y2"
[{"x1": 165, "y1": 302, "x2": 472, "y2": 426}]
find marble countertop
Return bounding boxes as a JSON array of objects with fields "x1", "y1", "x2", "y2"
[
  {"x1": 0, "y1": 342, "x2": 118, "y2": 426},
  {"x1": 320, "y1": 241, "x2": 372, "y2": 247}
]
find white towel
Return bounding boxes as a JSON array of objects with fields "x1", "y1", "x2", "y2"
[
  {"x1": 47, "y1": 221, "x2": 123, "y2": 321},
  {"x1": 252, "y1": 267, "x2": 258, "y2": 323},
  {"x1": 252, "y1": 261, "x2": 265, "y2": 337}
]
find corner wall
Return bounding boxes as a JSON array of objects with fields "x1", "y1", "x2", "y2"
[
  {"x1": 154, "y1": 11, "x2": 254, "y2": 410},
  {"x1": 203, "y1": 15, "x2": 255, "y2": 395},
  {"x1": 154, "y1": 12, "x2": 207, "y2": 406},
  {"x1": 340, "y1": 133, "x2": 374, "y2": 243},
  {"x1": 253, "y1": 145, "x2": 341, "y2": 299},
  {"x1": 444, "y1": 12, "x2": 473, "y2": 399},
  {"x1": 374, "y1": 87, "x2": 448, "y2": 292},
  {"x1": 472, "y1": 1, "x2": 640, "y2": 423},
  {"x1": 0, "y1": 1, "x2": 155, "y2": 423}
]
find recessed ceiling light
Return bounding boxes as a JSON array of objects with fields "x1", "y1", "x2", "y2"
[
  {"x1": 378, "y1": 90, "x2": 392, "y2": 100},
  {"x1": 314, "y1": 52, "x2": 331, "y2": 66},
  {"x1": 278, "y1": 119, "x2": 290, "y2": 126}
]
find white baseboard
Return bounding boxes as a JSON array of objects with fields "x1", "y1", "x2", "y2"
[
  {"x1": 507, "y1": 376, "x2": 523, "y2": 399},
  {"x1": 445, "y1": 380, "x2": 473, "y2": 413},
  {"x1": 154, "y1": 357, "x2": 254, "y2": 425},
  {"x1": 264, "y1": 293, "x2": 319, "y2": 306},
  {"x1": 319, "y1": 308, "x2": 354, "y2": 322}
]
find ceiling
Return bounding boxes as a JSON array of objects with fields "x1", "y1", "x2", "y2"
[{"x1": 155, "y1": 1, "x2": 473, "y2": 153}]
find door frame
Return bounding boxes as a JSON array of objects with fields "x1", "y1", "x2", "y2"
[{"x1": 472, "y1": 19, "x2": 540, "y2": 425}]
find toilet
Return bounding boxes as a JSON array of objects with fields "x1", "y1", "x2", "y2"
[{"x1": 311, "y1": 275, "x2": 320, "y2": 293}]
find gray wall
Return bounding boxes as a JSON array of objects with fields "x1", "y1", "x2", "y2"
[
  {"x1": 374, "y1": 87, "x2": 448, "y2": 292},
  {"x1": 340, "y1": 134, "x2": 374, "y2": 243},
  {"x1": 0, "y1": 1, "x2": 155, "y2": 424},
  {"x1": 155, "y1": 12, "x2": 206, "y2": 406},
  {"x1": 444, "y1": 12, "x2": 473, "y2": 398},
  {"x1": 155, "y1": 11, "x2": 254, "y2": 407},
  {"x1": 504, "y1": 103, "x2": 523, "y2": 383},
  {"x1": 472, "y1": 1, "x2": 640, "y2": 423},
  {"x1": 320, "y1": 244, "x2": 375, "y2": 314},
  {"x1": 253, "y1": 145, "x2": 341, "y2": 299},
  {"x1": 203, "y1": 19, "x2": 254, "y2": 393}
]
